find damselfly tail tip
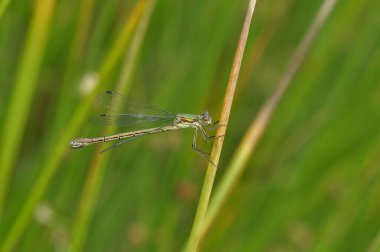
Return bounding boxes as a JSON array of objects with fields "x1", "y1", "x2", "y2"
[{"x1": 70, "y1": 138, "x2": 89, "y2": 149}]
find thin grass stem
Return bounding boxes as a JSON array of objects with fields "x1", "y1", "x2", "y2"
[
  {"x1": 0, "y1": 0, "x2": 12, "y2": 21},
  {"x1": 0, "y1": 0, "x2": 56, "y2": 216},
  {"x1": 200, "y1": 0, "x2": 338, "y2": 241},
  {"x1": 99, "y1": 0, "x2": 146, "y2": 81},
  {"x1": 183, "y1": 1, "x2": 257, "y2": 251},
  {"x1": 51, "y1": 0, "x2": 96, "y2": 133}
]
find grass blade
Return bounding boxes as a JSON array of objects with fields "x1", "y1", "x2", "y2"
[
  {"x1": 0, "y1": 0, "x2": 56, "y2": 215},
  {"x1": 0, "y1": 0, "x2": 12, "y2": 20}
]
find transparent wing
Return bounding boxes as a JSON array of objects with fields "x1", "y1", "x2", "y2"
[{"x1": 91, "y1": 91, "x2": 176, "y2": 128}]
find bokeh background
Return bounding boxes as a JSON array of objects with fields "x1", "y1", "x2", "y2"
[{"x1": 1, "y1": 0, "x2": 380, "y2": 251}]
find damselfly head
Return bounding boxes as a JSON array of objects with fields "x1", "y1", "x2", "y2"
[{"x1": 201, "y1": 111, "x2": 212, "y2": 125}]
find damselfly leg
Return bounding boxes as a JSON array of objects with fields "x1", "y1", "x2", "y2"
[{"x1": 192, "y1": 127, "x2": 217, "y2": 166}]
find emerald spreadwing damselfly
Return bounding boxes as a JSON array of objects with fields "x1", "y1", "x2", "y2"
[{"x1": 70, "y1": 91, "x2": 220, "y2": 159}]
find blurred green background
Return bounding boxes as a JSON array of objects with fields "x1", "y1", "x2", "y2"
[{"x1": 1, "y1": 0, "x2": 380, "y2": 251}]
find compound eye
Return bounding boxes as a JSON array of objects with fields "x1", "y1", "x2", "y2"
[
  {"x1": 202, "y1": 111, "x2": 209, "y2": 119},
  {"x1": 201, "y1": 112, "x2": 212, "y2": 124}
]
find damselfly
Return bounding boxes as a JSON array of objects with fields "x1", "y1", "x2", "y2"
[{"x1": 70, "y1": 91, "x2": 218, "y2": 158}]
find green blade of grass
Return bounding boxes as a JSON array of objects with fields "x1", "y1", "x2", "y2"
[
  {"x1": 50, "y1": 0, "x2": 96, "y2": 134},
  {"x1": 0, "y1": 0, "x2": 12, "y2": 21},
  {"x1": 183, "y1": 1, "x2": 257, "y2": 251},
  {"x1": 70, "y1": 0, "x2": 155, "y2": 250},
  {"x1": 0, "y1": 0, "x2": 56, "y2": 215}
]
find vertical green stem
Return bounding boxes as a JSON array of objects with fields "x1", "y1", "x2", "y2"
[
  {"x1": 0, "y1": 0, "x2": 12, "y2": 20},
  {"x1": 0, "y1": 0, "x2": 56, "y2": 215},
  {"x1": 51, "y1": 0, "x2": 96, "y2": 133}
]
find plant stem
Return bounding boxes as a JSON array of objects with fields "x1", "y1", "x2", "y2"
[
  {"x1": 183, "y1": 1, "x2": 257, "y2": 251},
  {"x1": 0, "y1": 0, "x2": 12, "y2": 20},
  {"x1": 200, "y1": 0, "x2": 338, "y2": 240},
  {"x1": 0, "y1": 0, "x2": 56, "y2": 216}
]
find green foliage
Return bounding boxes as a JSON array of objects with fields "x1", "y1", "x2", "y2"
[{"x1": 0, "y1": 0, "x2": 379, "y2": 251}]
